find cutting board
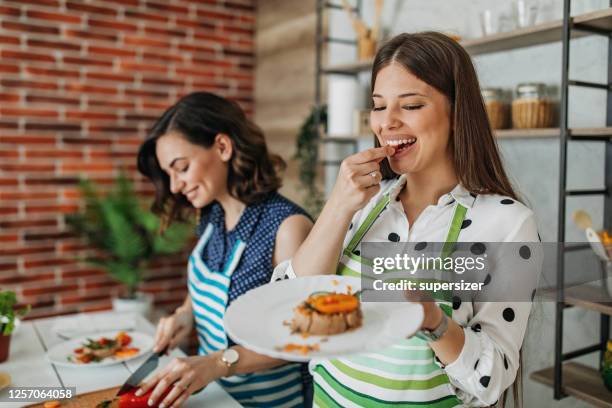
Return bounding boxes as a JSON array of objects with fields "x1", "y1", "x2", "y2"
[{"x1": 25, "y1": 386, "x2": 119, "y2": 408}]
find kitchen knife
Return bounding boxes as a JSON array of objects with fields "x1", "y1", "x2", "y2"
[{"x1": 116, "y1": 347, "x2": 167, "y2": 396}]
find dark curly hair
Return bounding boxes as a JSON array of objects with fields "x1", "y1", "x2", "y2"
[{"x1": 137, "y1": 92, "x2": 285, "y2": 228}]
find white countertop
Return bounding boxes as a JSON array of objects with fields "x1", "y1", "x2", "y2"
[{"x1": 0, "y1": 311, "x2": 241, "y2": 407}]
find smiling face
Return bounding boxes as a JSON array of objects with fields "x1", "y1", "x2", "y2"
[
  {"x1": 370, "y1": 63, "x2": 453, "y2": 176},
  {"x1": 155, "y1": 131, "x2": 231, "y2": 209}
]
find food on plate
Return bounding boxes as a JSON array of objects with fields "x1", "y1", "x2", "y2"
[
  {"x1": 96, "y1": 387, "x2": 171, "y2": 408},
  {"x1": 43, "y1": 401, "x2": 61, "y2": 408},
  {"x1": 277, "y1": 343, "x2": 320, "y2": 355},
  {"x1": 291, "y1": 291, "x2": 362, "y2": 335},
  {"x1": 70, "y1": 331, "x2": 139, "y2": 364}
]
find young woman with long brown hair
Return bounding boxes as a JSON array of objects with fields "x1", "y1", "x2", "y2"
[
  {"x1": 278, "y1": 32, "x2": 540, "y2": 407},
  {"x1": 136, "y1": 92, "x2": 313, "y2": 407}
]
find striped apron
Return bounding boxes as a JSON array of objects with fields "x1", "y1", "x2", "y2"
[
  {"x1": 188, "y1": 223, "x2": 305, "y2": 407},
  {"x1": 312, "y1": 190, "x2": 467, "y2": 407}
]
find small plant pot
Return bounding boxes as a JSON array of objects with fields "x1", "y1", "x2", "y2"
[
  {"x1": 112, "y1": 292, "x2": 153, "y2": 317},
  {"x1": 0, "y1": 334, "x2": 11, "y2": 363}
]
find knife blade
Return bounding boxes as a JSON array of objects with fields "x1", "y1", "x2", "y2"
[{"x1": 116, "y1": 347, "x2": 167, "y2": 396}]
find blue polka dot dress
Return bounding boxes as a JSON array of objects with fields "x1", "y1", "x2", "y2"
[{"x1": 190, "y1": 192, "x2": 311, "y2": 407}]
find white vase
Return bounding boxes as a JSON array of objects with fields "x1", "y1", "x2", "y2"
[{"x1": 112, "y1": 292, "x2": 153, "y2": 317}]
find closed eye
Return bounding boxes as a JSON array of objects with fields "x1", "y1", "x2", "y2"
[
  {"x1": 179, "y1": 165, "x2": 189, "y2": 173},
  {"x1": 372, "y1": 106, "x2": 385, "y2": 111},
  {"x1": 403, "y1": 105, "x2": 424, "y2": 110}
]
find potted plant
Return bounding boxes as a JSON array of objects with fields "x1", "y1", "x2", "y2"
[
  {"x1": 66, "y1": 173, "x2": 192, "y2": 315},
  {"x1": 0, "y1": 290, "x2": 30, "y2": 363},
  {"x1": 295, "y1": 105, "x2": 327, "y2": 217}
]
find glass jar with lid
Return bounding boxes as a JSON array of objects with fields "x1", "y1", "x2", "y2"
[
  {"x1": 512, "y1": 82, "x2": 554, "y2": 129},
  {"x1": 481, "y1": 87, "x2": 508, "y2": 129}
]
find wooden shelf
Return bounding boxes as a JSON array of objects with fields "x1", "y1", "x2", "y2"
[
  {"x1": 541, "y1": 283, "x2": 612, "y2": 316},
  {"x1": 323, "y1": 128, "x2": 612, "y2": 141},
  {"x1": 321, "y1": 8, "x2": 612, "y2": 74},
  {"x1": 495, "y1": 128, "x2": 560, "y2": 138},
  {"x1": 531, "y1": 362, "x2": 612, "y2": 408}
]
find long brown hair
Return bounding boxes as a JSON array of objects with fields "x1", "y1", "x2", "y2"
[
  {"x1": 371, "y1": 32, "x2": 518, "y2": 201},
  {"x1": 137, "y1": 92, "x2": 285, "y2": 228}
]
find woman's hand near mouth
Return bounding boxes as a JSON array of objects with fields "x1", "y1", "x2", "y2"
[
  {"x1": 291, "y1": 145, "x2": 394, "y2": 277},
  {"x1": 328, "y1": 145, "x2": 395, "y2": 214}
]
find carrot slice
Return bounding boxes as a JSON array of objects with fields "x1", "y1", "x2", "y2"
[
  {"x1": 309, "y1": 293, "x2": 358, "y2": 314},
  {"x1": 43, "y1": 401, "x2": 61, "y2": 408}
]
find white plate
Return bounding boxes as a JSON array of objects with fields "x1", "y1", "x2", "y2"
[
  {"x1": 47, "y1": 331, "x2": 154, "y2": 367},
  {"x1": 225, "y1": 275, "x2": 424, "y2": 362}
]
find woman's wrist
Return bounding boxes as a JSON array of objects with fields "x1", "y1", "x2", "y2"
[{"x1": 422, "y1": 304, "x2": 443, "y2": 331}]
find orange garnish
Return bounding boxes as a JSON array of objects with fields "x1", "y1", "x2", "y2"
[
  {"x1": 282, "y1": 343, "x2": 320, "y2": 355},
  {"x1": 308, "y1": 293, "x2": 358, "y2": 314},
  {"x1": 114, "y1": 347, "x2": 140, "y2": 358},
  {"x1": 43, "y1": 402, "x2": 61, "y2": 408}
]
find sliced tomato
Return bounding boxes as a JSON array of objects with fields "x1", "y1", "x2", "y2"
[
  {"x1": 77, "y1": 354, "x2": 93, "y2": 364},
  {"x1": 73, "y1": 347, "x2": 84, "y2": 354},
  {"x1": 116, "y1": 331, "x2": 132, "y2": 346},
  {"x1": 117, "y1": 387, "x2": 172, "y2": 408}
]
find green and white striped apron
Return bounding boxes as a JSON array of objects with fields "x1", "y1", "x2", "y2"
[{"x1": 312, "y1": 189, "x2": 467, "y2": 408}]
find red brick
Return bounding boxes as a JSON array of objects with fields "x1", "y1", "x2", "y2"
[
  {"x1": 25, "y1": 149, "x2": 82, "y2": 159},
  {"x1": 6, "y1": 0, "x2": 60, "y2": 6},
  {"x1": 0, "y1": 107, "x2": 58, "y2": 118},
  {"x1": 25, "y1": 204, "x2": 80, "y2": 215},
  {"x1": 0, "y1": 163, "x2": 55, "y2": 172},
  {"x1": 123, "y1": 36, "x2": 171, "y2": 48},
  {"x1": 0, "y1": 245, "x2": 54, "y2": 256},
  {"x1": 144, "y1": 1, "x2": 189, "y2": 14},
  {"x1": 1, "y1": 21, "x2": 60, "y2": 35},
  {"x1": 196, "y1": 9, "x2": 235, "y2": 21},
  {"x1": 0, "y1": 219, "x2": 57, "y2": 229},
  {"x1": 175, "y1": 67, "x2": 216, "y2": 78},
  {"x1": 24, "y1": 66, "x2": 80, "y2": 79},
  {"x1": 0, "y1": 192, "x2": 57, "y2": 200},
  {"x1": 88, "y1": 45, "x2": 136, "y2": 58},
  {"x1": 60, "y1": 163, "x2": 114, "y2": 172},
  {"x1": 0, "y1": 262, "x2": 17, "y2": 272},
  {"x1": 0, "y1": 234, "x2": 19, "y2": 243},
  {"x1": 0, "y1": 121, "x2": 19, "y2": 130},
  {"x1": 142, "y1": 50, "x2": 183, "y2": 63},
  {"x1": 61, "y1": 137, "x2": 112, "y2": 146},
  {"x1": 25, "y1": 122, "x2": 81, "y2": 132},
  {"x1": 24, "y1": 176, "x2": 79, "y2": 186},
  {"x1": 0, "y1": 150, "x2": 19, "y2": 159},
  {"x1": 101, "y1": 0, "x2": 139, "y2": 6},
  {"x1": 0, "y1": 34, "x2": 20, "y2": 45},
  {"x1": 141, "y1": 77, "x2": 184, "y2": 87},
  {"x1": 1, "y1": 50, "x2": 55, "y2": 63},
  {"x1": 124, "y1": 89, "x2": 168, "y2": 99},
  {"x1": 26, "y1": 10, "x2": 81, "y2": 24},
  {"x1": 23, "y1": 283, "x2": 79, "y2": 297},
  {"x1": 84, "y1": 72, "x2": 133, "y2": 83},
  {"x1": 123, "y1": 10, "x2": 169, "y2": 23},
  {"x1": 175, "y1": 18, "x2": 215, "y2": 30},
  {"x1": 0, "y1": 5, "x2": 21, "y2": 17},
  {"x1": 27, "y1": 38, "x2": 81, "y2": 52},
  {"x1": 25, "y1": 94, "x2": 80, "y2": 106},
  {"x1": 88, "y1": 99, "x2": 135, "y2": 109},
  {"x1": 2, "y1": 79, "x2": 57, "y2": 90},
  {"x1": 60, "y1": 293, "x2": 110, "y2": 305},
  {"x1": 143, "y1": 27, "x2": 187, "y2": 38},
  {"x1": 178, "y1": 43, "x2": 217, "y2": 54},
  {"x1": 66, "y1": 1, "x2": 117, "y2": 16},
  {"x1": 65, "y1": 110, "x2": 118, "y2": 120},
  {"x1": 124, "y1": 113, "x2": 159, "y2": 121},
  {"x1": 89, "y1": 18, "x2": 137, "y2": 32},
  {"x1": 0, "y1": 273, "x2": 55, "y2": 285},
  {"x1": 1, "y1": 135, "x2": 57, "y2": 145},
  {"x1": 64, "y1": 29, "x2": 118, "y2": 43},
  {"x1": 0, "y1": 178, "x2": 19, "y2": 186},
  {"x1": 24, "y1": 231, "x2": 75, "y2": 241},
  {"x1": 64, "y1": 83, "x2": 117, "y2": 95},
  {"x1": 119, "y1": 60, "x2": 167, "y2": 73},
  {"x1": 63, "y1": 56, "x2": 113, "y2": 68},
  {"x1": 61, "y1": 268, "x2": 105, "y2": 279},
  {"x1": 223, "y1": 1, "x2": 255, "y2": 11},
  {"x1": 0, "y1": 91, "x2": 20, "y2": 101}
]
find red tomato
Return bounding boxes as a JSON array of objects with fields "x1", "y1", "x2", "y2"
[
  {"x1": 73, "y1": 347, "x2": 83, "y2": 353},
  {"x1": 99, "y1": 337, "x2": 110, "y2": 346},
  {"x1": 116, "y1": 332, "x2": 132, "y2": 346},
  {"x1": 118, "y1": 387, "x2": 172, "y2": 408}
]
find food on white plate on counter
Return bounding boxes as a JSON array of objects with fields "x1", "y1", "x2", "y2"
[
  {"x1": 69, "y1": 331, "x2": 139, "y2": 364},
  {"x1": 290, "y1": 290, "x2": 363, "y2": 336}
]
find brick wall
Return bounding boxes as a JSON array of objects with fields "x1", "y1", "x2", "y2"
[{"x1": 0, "y1": 0, "x2": 255, "y2": 319}]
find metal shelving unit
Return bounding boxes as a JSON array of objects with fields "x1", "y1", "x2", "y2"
[{"x1": 315, "y1": 0, "x2": 612, "y2": 406}]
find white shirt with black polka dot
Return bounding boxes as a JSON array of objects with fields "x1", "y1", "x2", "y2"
[{"x1": 276, "y1": 174, "x2": 542, "y2": 407}]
